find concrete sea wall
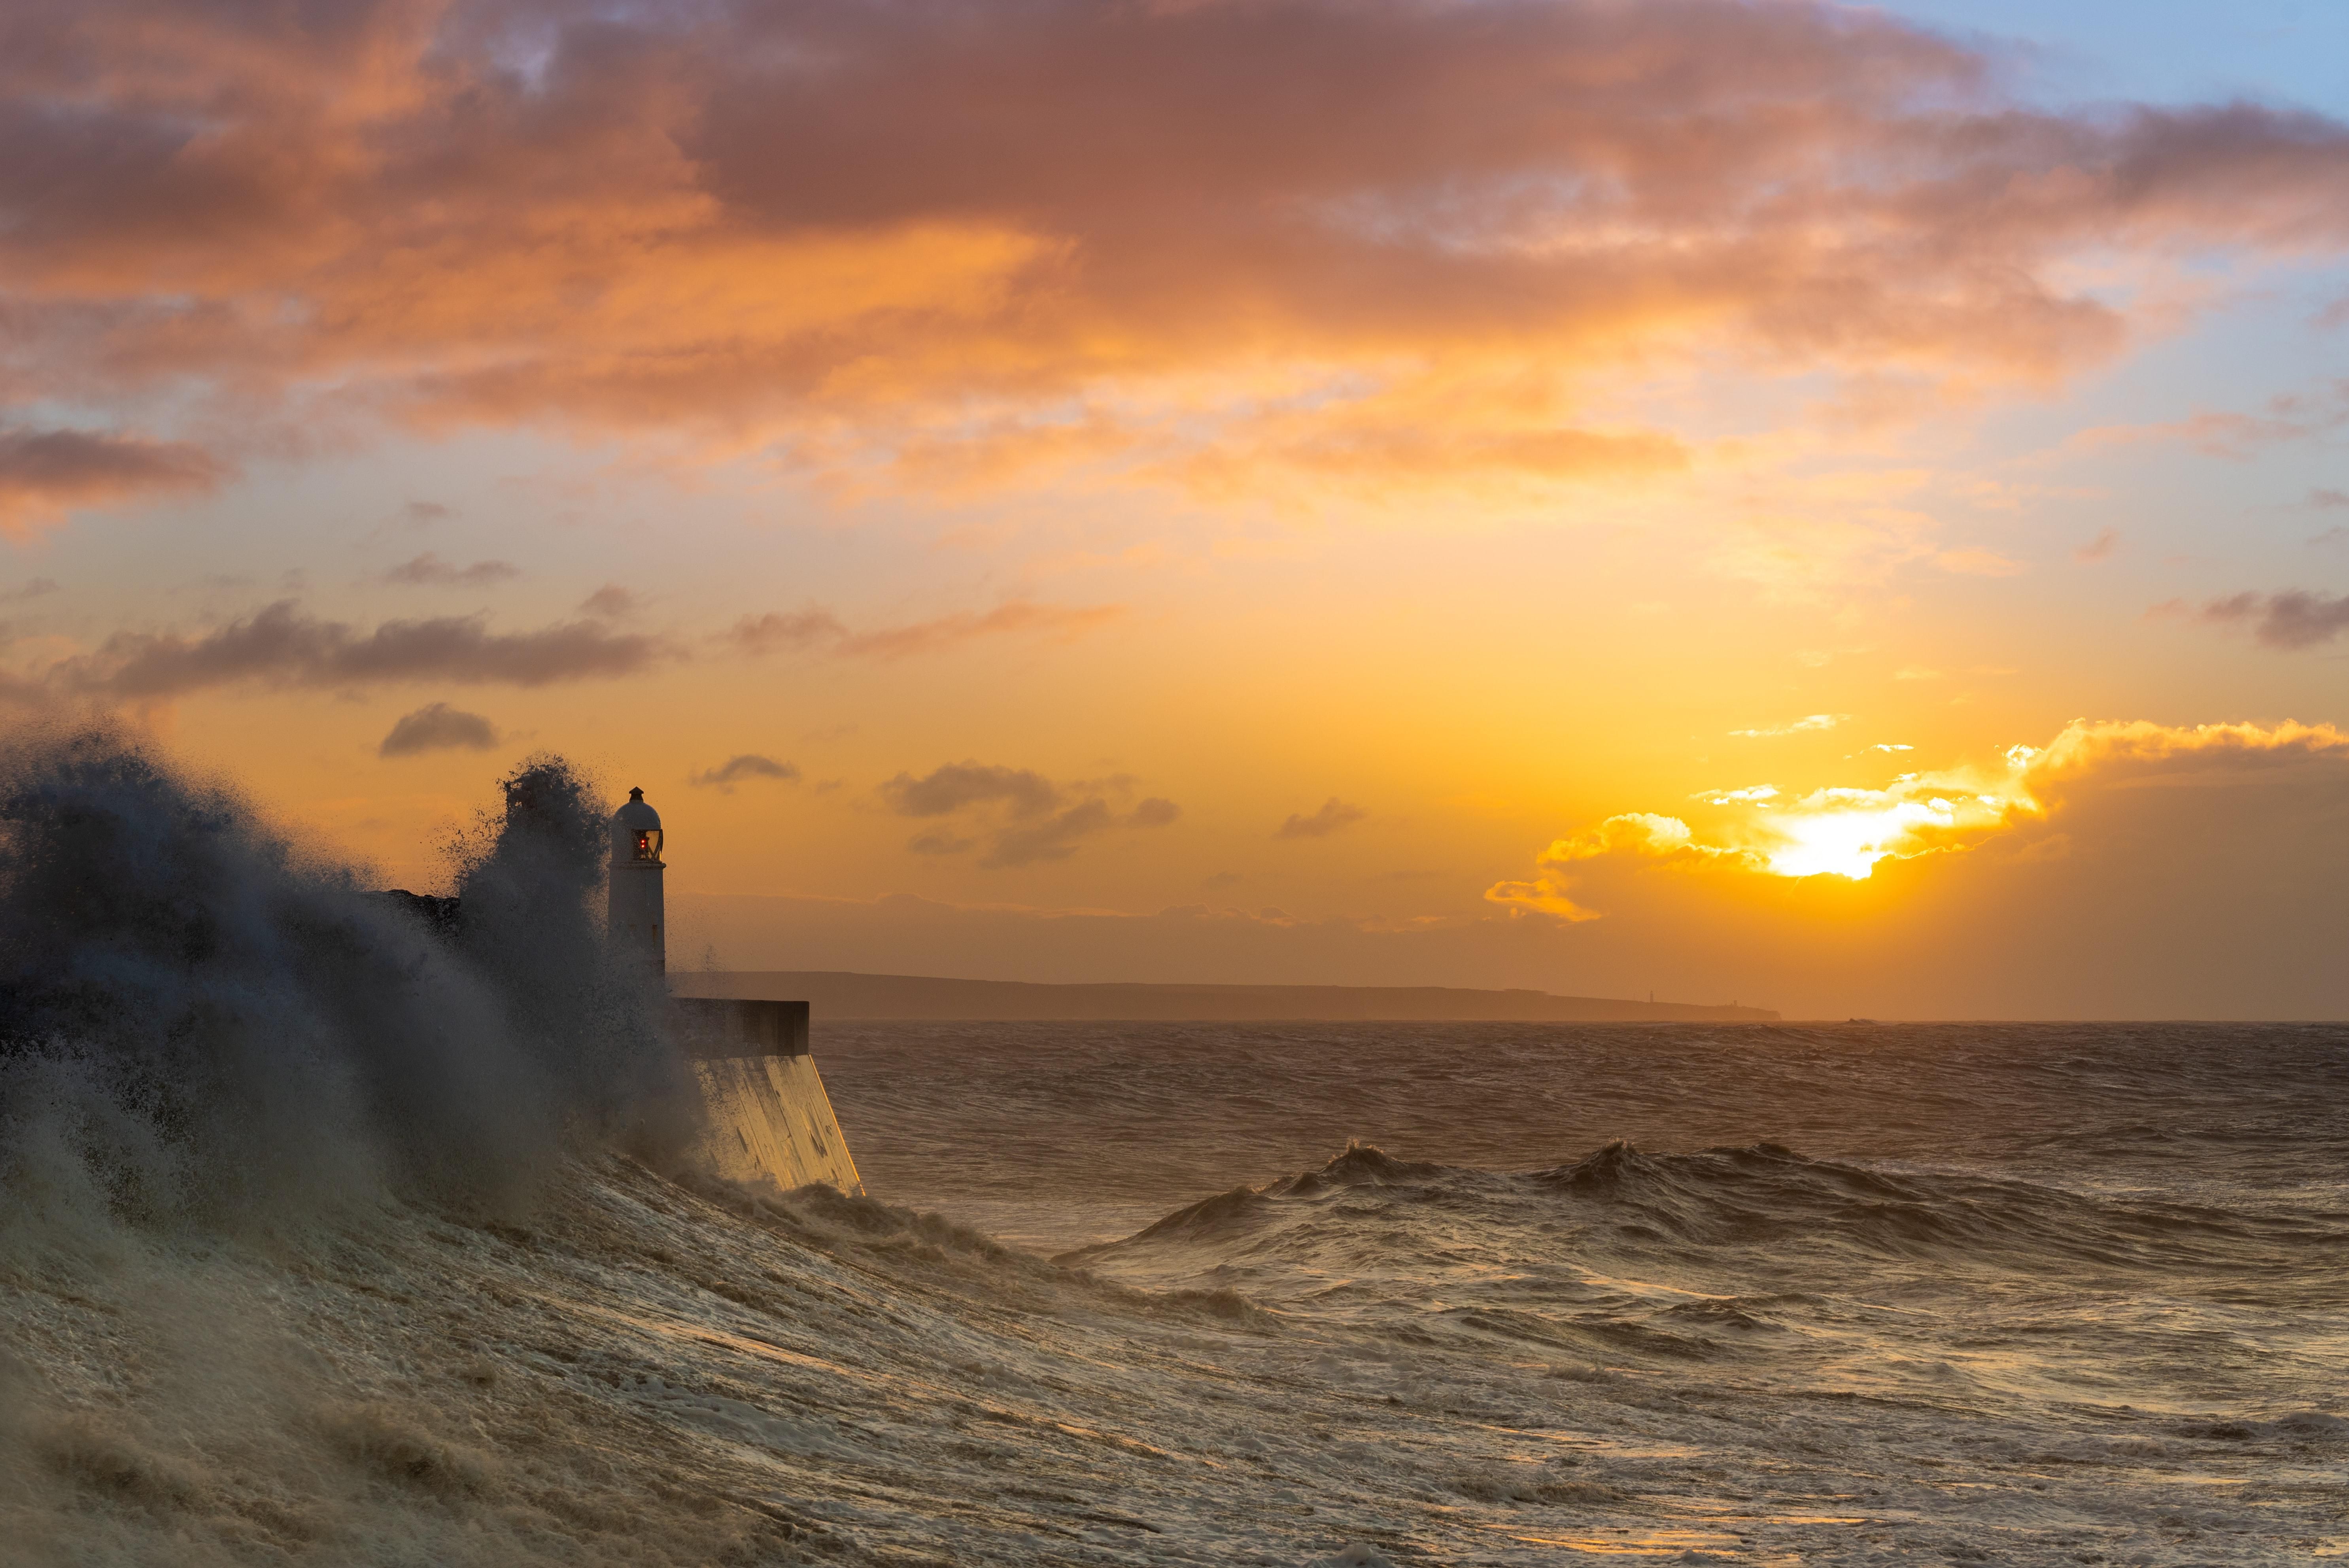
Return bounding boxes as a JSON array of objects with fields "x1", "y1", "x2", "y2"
[
  {"x1": 690, "y1": 1052, "x2": 864, "y2": 1196},
  {"x1": 670, "y1": 997, "x2": 862, "y2": 1195}
]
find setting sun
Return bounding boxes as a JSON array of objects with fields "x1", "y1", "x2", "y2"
[{"x1": 1759, "y1": 802, "x2": 1950, "y2": 880}]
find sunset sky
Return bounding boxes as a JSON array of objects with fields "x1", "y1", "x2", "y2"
[{"x1": 5, "y1": 0, "x2": 2347, "y2": 1017}]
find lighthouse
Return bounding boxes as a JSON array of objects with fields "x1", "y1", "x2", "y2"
[
  {"x1": 609, "y1": 786, "x2": 665, "y2": 975},
  {"x1": 622, "y1": 782, "x2": 863, "y2": 1194}
]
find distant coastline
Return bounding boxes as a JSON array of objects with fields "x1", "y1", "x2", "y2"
[{"x1": 669, "y1": 970, "x2": 1778, "y2": 1022}]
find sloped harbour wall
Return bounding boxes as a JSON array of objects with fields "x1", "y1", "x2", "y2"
[{"x1": 668, "y1": 998, "x2": 863, "y2": 1196}]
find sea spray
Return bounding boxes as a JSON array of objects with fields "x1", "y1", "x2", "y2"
[
  {"x1": 446, "y1": 756, "x2": 701, "y2": 1175},
  {"x1": 0, "y1": 727, "x2": 695, "y2": 1229}
]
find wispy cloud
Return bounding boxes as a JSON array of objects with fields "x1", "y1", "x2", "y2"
[
  {"x1": 879, "y1": 759, "x2": 1177, "y2": 866},
  {"x1": 837, "y1": 602, "x2": 1124, "y2": 659},
  {"x1": 729, "y1": 601, "x2": 1121, "y2": 661},
  {"x1": 0, "y1": 427, "x2": 225, "y2": 537},
  {"x1": 2307, "y1": 490, "x2": 2349, "y2": 546},
  {"x1": 580, "y1": 586, "x2": 639, "y2": 618},
  {"x1": 1730, "y1": 714, "x2": 1847, "y2": 738},
  {"x1": 727, "y1": 610, "x2": 849, "y2": 656},
  {"x1": 689, "y1": 754, "x2": 801, "y2": 791},
  {"x1": 2073, "y1": 527, "x2": 2121, "y2": 564},
  {"x1": 47, "y1": 600, "x2": 668, "y2": 699},
  {"x1": 1274, "y1": 798, "x2": 1368, "y2": 840},
  {"x1": 1695, "y1": 785, "x2": 1780, "y2": 805},
  {"x1": 378, "y1": 702, "x2": 501, "y2": 757},
  {"x1": 2194, "y1": 589, "x2": 2349, "y2": 650},
  {"x1": 977, "y1": 796, "x2": 1177, "y2": 868},
  {"x1": 2073, "y1": 381, "x2": 2349, "y2": 458},
  {"x1": 1934, "y1": 548, "x2": 2026, "y2": 578},
  {"x1": 378, "y1": 553, "x2": 520, "y2": 587},
  {"x1": 881, "y1": 763, "x2": 1062, "y2": 819}
]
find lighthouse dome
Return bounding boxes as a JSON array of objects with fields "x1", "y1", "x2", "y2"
[{"x1": 611, "y1": 787, "x2": 663, "y2": 863}]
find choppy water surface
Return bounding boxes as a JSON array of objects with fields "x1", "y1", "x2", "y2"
[
  {"x1": 816, "y1": 1020, "x2": 2349, "y2": 1251},
  {"x1": 813, "y1": 1021, "x2": 2349, "y2": 1559}
]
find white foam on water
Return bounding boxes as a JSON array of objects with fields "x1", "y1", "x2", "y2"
[{"x1": 6, "y1": 1150, "x2": 2346, "y2": 1565}]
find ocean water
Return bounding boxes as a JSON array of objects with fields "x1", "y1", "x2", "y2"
[
  {"x1": 5, "y1": 736, "x2": 2345, "y2": 1565},
  {"x1": 811, "y1": 1020, "x2": 2349, "y2": 1561}
]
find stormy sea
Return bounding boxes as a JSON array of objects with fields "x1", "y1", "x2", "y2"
[{"x1": 3, "y1": 734, "x2": 2344, "y2": 1566}]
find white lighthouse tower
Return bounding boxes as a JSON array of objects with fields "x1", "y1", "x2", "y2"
[{"x1": 609, "y1": 786, "x2": 665, "y2": 975}]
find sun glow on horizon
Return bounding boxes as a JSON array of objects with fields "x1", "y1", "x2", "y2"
[
  {"x1": 1493, "y1": 722, "x2": 2349, "y2": 932},
  {"x1": 1746, "y1": 769, "x2": 2039, "y2": 880},
  {"x1": 1757, "y1": 796, "x2": 1971, "y2": 879}
]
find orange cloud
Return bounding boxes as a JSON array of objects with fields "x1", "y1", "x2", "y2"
[
  {"x1": 8, "y1": 1, "x2": 2349, "y2": 504},
  {"x1": 1486, "y1": 812, "x2": 1742, "y2": 920}
]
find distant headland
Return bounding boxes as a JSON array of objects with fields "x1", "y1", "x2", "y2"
[{"x1": 669, "y1": 970, "x2": 1778, "y2": 1023}]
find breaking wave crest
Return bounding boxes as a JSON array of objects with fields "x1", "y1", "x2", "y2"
[
  {"x1": 1085, "y1": 1136, "x2": 2347, "y2": 1262},
  {"x1": 1071, "y1": 1131, "x2": 2349, "y2": 1380}
]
